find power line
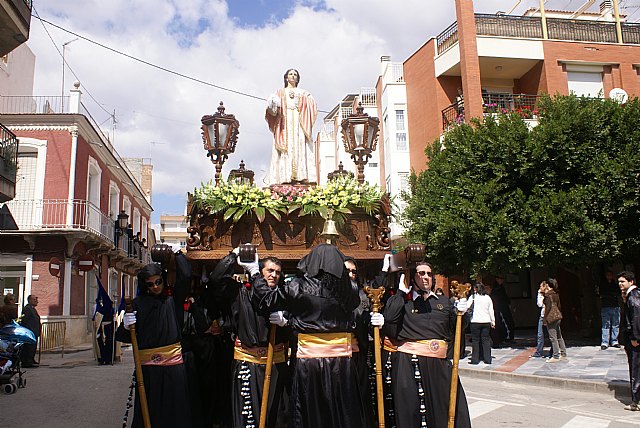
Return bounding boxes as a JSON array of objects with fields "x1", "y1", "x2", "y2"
[
  {"x1": 32, "y1": 6, "x2": 114, "y2": 119},
  {"x1": 32, "y1": 14, "x2": 333, "y2": 114}
]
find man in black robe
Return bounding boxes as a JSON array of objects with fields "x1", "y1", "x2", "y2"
[
  {"x1": 116, "y1": 252, "x2": 192, "y2": 428},
  {"x1": 253, "y1": 244, "x2": 366, "y2": 428},
  {"x1": 619, "y1": 270, "x2": 640, "y2": 411},
  {"x1": 20, "y1": 295, "x2": 40, "y2": 367},
  {"x1": 210, "y1": 250, "x2": 290, "y2": 428},
  {"x1": 375, "y1": 261, "x2": 471, "y2": 428}
]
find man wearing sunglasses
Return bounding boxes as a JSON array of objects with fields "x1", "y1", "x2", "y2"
[
  {"x1": 371, "y1": 261, "x2": 472, "y2": 428},
  {"x1": 208, "y1": 247, "x2": 290, "y2": 428},
  {"x1": 116, "y1": 251, "x2": 193, "y2": 428}
]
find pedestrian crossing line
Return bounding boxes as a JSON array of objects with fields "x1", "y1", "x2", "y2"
[
  {"x1": 468, "y1": 401, "x2": 505, "y2": 419},
  {"x1": 466, "y1": 396, "x2": 525, "y2": 407},
  {"x1": 560, "y1": 415, "x2": 610, "y2": 428}
]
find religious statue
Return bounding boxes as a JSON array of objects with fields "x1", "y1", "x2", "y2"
[{"x1": 265, "y1": 68, "x2": 318, "y2": 185}]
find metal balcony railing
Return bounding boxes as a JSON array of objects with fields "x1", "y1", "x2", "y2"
[
  {"x1": 0, "y1": 123, "x2": 18, "y2": 201},
  {"x1": 442, "y1": 102, "x2": 464, "y2": 131},
  {"x1": 360, "y1": 87, "x2": 377, "y2": 107},
  {"x1": 442, "y1": 92, "x2": 541, "y2": 131},
  {"x1": 0, "y1": 96, "x2": 69, "y2": 114},
  {"x1": 436, "y1": 13, "x2": 640, "y2": 55},
  {"x1": 482, "y1": 92, "x2": 541, "y2": 117},
  {"x1": 4, "y1": 199, "x2": 115, "y2": 242}
]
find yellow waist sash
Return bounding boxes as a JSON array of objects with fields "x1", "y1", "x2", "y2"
[
  {"x1": 297, "y1": 332, "x2": 358, "y2": 359},
  {"x1": 384, "y1": 337, "x2": 447, "y2": 359},
  {"x1": 233, "y1": 339, "x2": 286, "y2": 365},
  {"x1": 138, "y1": 342, "x2": 183, "y2": 366}
]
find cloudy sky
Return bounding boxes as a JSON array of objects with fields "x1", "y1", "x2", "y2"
[{"x1": 25, "y1": 0, "x2": 640, "y2": 223}]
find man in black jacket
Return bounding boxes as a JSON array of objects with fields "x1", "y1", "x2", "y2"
[
  {"x1": 20, "y1": 295, "x2": 40, "y2": 367},
  {"x1": 619, "y1": 271, "x2": 640, "y2": 411}
]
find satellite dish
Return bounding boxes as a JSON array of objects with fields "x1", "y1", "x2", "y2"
[{"x1": 609, "y1": 88, "x2": 628, "y2": 104}]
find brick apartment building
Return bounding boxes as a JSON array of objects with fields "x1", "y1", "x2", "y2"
[
  {"x1": 0, "y1": 80, "x2": 155, "y2": 345},
  {"x1": 401, "y1": 0, "x2": 640, "y2": 330}
]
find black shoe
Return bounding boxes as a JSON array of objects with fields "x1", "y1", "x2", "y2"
[
  {"x1": 613, "y1": 344, "x2": 622, "y2": 349},
  {"x1": 601, "y1": 345, "x2": 608, "y2": 350}
]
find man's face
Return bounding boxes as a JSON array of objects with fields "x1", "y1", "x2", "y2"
[
  {"x1": 262, "y1": 261, "x2": 282, "y2": 289},
  {"x1": 619, "y1": 276, "x2": 635, "y2": 293},
  {"x1": 28, "y1": 296, "x2": 38, "y2": 306},
  {"x1": 345, "y1": 260, "x2": 357, "y2": 282},
  {"x1": 495, "y1": 276, "x2": 504, "y2": 285},
  {"x1": 414, "y1": 264, "x2": 433, "y2": 294},
  {"x1": 606, "y1": 271, "x2": 613, "y2": 282},
  {"x1": 145, "y1": 275, "x2": 164, "y2": 296}
]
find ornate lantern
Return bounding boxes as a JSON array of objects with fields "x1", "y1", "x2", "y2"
[
  {"x1": 228, "y1": 160, "x2": 254, "y2": 185},
  {"x1": 327, "y1": 161, "x2": 354, "y2": 181},
  {"x1": 201, "y1": 101, "x2": 240, "y2": 185},
  {"x1": 340, "y1": 102, "x2": 380, "y2": 183}
]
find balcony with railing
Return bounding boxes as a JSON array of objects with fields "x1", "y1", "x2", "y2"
[
  {"x1": 0, "y1": 123, "x2": 18, "y2": 203},
  {"x1": 0, "y1": 0, "x2": 33, "y2": 56},
  {"x1": 4, "y1": 199, "x2": 115, "y2": 242},
  {"x1": 0, "y1": 95, "x2": 69, "y2": 114},
  {"x1": 436, "y1": 13, "x2": 640, "y2": 55},
  {"x1": 442, "y1": 92, "x2": 541, "y2": 131}
]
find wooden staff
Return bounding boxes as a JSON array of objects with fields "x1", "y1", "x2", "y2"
[
  {"x1": 259, "y1": 324, "x2": 277, "y2": 428},
  {"x1": 125, "y1": 298, "x2": 151, "y2": 428},
  {"x1": 365, "y1": 285, "x2": 386, "y2": 428},
  {"x1": 447, "y1": 281, "x2": 471, "y2": 428}
]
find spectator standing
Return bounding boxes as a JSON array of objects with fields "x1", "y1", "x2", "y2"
[
  {"x1": 468, "y1": 282, "x2": 495, "y2": 365},
  {"x1": 543, "y1": 279, "x2": 567, "y2": 363},
  {"x1": 492, "y1": 275, "x2": 515, "y2": 343},
  {"x1": 619, "y1": 270, "x2": 640, "y2": 411},
  {"x1": 530, "y1": 282, "x2": 548, "y2": 358},
  {"x1": 20, "y1": 295, "x2": 40, "y2": 367},
  {"x1": 599, "y1": 270, "x2": 621, "y2": 350}
]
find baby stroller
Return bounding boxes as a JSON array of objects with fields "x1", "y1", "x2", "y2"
[
  {"x1": 0, "y1": 317, "x2": 35, "y2": 395},
  {"x1": 0, "y1": 339, "x2": 26, "y2": 394}
]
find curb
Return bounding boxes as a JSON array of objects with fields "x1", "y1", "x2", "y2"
[{"x1": 459, "y1": 367, "x2": 630, "y2": 398}]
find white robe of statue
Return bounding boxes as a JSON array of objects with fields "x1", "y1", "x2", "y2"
[{"x1": 265, "y1": 69, "x2": 318, "y2": 185}]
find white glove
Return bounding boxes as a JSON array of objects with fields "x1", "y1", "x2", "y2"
[
  {"x1": 237, "y1": 252, "x2": 259, "y2": 277},
  {"x1": 231, "y1": 247, "x2": 240, "y2": 256},
  {"x1": 269, "y1": 311, "x2": 288, "y2": 327},
  {"x1": 382, "y1": 254, "x2": 392, "y2": 272},
  {"x1": 455, "y1": 298, "x2": 468, "y2": 314},
  {"x1": 371, "y1": 312, "x2": 385, "y2": 327},
  {"x1": 398, "y1": 273, "x2": 410, "y2": 294},
  {"x1": 123, "y1": 312, "x2": 137, "y2": 330}
]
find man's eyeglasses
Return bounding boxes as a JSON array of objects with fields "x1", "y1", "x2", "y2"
[
  {"x1": 416, "y1": 271, "x2": 433, "y2": 277},
  {"x1": 145, "y1": 278, "x2": 164, "y2": 288},
  {"x1": 348, "y1": 269, "x2": 357, "y2": 275}
]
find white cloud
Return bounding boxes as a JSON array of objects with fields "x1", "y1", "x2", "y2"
[{"x1": 26, "y1": 0, "x2": 576, "y2": 204}]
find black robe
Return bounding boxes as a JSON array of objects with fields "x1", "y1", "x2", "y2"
[
  {"x1": 254, "y1": 271, "x2": 366, "y2": 428},
  {"x1": 116, "y1": 254, "x2": 192, "y2": 428},
  {"x1": 211, "y1": 253, "x2": 290, "y2": 428},
  {"x1": 382, "y1": 292, "x2": 471, "y2": 428}
]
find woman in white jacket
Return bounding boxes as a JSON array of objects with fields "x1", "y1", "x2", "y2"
[{"x1": 468, "y1": 282, "x2": 495, "y2": 365}]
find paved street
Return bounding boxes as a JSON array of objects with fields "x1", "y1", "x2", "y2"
[{"x1": 1, "y1": 341, "x2": 638, "y2": 428}]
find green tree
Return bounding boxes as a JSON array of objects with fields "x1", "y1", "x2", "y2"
[{"x1": 403, "y1": 95, "x2": 640, "y2": 276}]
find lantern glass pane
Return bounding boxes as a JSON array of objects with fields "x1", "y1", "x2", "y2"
[
  {"x1": 354, "y1": 123, "x2": 365, "y2": 148},
  {"x1": 218, "y1": 123, "x2": 229, "y2": 148},
  {"x1": 206, "y1": 124, "x2": 217, "y2": 148},
  {"x1": 367, "y1": 123, "x2": 376, "y2": 149}
]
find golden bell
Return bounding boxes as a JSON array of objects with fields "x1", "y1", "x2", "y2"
[{"x1": 320, "y1": 218, "x2": 339, "y2": 244}]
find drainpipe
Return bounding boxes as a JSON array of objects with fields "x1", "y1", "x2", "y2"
[{"x1": 612, "y1": 0, "x2": 623, "y2": 44}]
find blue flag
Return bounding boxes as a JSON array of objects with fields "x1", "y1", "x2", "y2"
[
  {"x1": 93, "y1": 274, "x2": 114, "y2": 320},
  {"x1": 118, "y1": 276, "x2": 126, "y2": 314}
]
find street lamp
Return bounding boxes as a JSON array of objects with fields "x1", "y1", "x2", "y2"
[
  {"x1": 228, "y1": 160, "x2": 254, "y2": 185},
  {"x1": 327, "y1": 161, "x2": 354, "y2": 181},
  {"x1": 61, "y1": 38, "x2": 79, "y2": 112},
  {"x1": 114, "y1": 210, "x2": 129, "y2": 249},
  {"x1": 340, "y1": 102, "x2": 380, "y2": 183},
  {"x1": 201, "y1": 102, "x2": 240, "y2": 185}
]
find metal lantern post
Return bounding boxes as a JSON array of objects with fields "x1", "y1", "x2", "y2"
[
  {"x1": 340, "y1": 102, "x2": 380, "y2": 183},
  {"x1": 201, "y1": 102, "x2": 240, "y2": 185},
  {"x1": 114, "y1": 210, "x2": 129, "y2": 250}
]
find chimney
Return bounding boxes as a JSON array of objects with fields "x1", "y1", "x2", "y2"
[{"x1": 600, "y1": 0, "x2": 613, "y2": 20}]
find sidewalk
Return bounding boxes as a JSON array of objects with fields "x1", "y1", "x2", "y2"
[{"x1": 458, "y1": 332, "x2": 630, "y2": 398}]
